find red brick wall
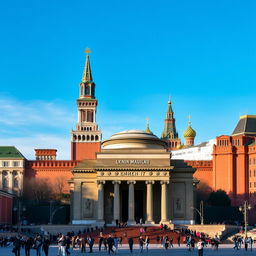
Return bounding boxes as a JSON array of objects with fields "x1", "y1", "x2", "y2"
[
  {"x1": 0, "y1": 193, "x2": 13, "y2": 224},
  {"x1": 25, "y1": 160, "x2": 79, "y2": 193},
  {"x1": 185, "y1": 160, "x2": 213, "y2": 188},
  {"x1": 71, "y1": 142, "x2": 101, "y2": 161}
]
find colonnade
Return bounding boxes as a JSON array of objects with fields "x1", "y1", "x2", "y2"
[{"x1": 97, "y1": 180, "x2": 169, "y2": 224}]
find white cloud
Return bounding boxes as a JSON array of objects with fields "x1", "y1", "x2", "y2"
[
  {"x1": 0, "y1": 135, "x2": 70, "y2": 160},
  {"x1": 0, "y1": 97, "x2": 75, "y2": 128}
]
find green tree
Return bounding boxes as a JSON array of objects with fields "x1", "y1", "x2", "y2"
[{"x1": 208, "y1": 189, "x2": 231, "y2": 206}]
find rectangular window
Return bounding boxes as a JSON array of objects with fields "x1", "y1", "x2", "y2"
[
  {"x1": 254, "y1": 182, "x2": 256, "y2": 188},
  {"x1": 13, "y1": 161, "x2": 19, "y2": 167},
  {"x1": 250, "y1": 182, "x2": 252, "y2": 188},
  {"x1": 2, "y1": 161, "x2": 9, "y2": 167}
]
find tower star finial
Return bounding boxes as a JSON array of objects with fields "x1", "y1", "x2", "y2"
[{"x1": 85, "y1": 48, "x2": 91, "y2": 55}]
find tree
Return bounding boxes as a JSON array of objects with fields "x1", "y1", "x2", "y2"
[
  {"x1": 23, "y1": 177, "x2": 54, "y2": 203},
  {"x1": 196, "y1": 181, "x2": 212, "y2": 204},
  {"x1": 208, "y1": 189, "x2": 231, "y2": 207},
  {"x1": 53, "y1": 176, "x2": 67, "y2": 201}
]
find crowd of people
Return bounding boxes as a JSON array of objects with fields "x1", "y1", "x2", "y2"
[
  {"x1": 0, "y1": 224, "x2": 255, "y2": 256},
  {"x1": 233, "y1": 236, "x2": 253, "y2": 251}
]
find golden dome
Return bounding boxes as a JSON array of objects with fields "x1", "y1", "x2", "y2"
[
  {"x1": 176, "y1": 144, "x2": 184, "y2": 149},
  {"x1": 183, "y1": 123, "x2": 196, "y2": 138}
]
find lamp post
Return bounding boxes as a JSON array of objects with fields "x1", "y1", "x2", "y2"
[
  {"x1": 239, "y1": 201, "x2": 252, "y2": 238},
  {"x1": 191, "y1": 200, "x2": 204, "y2": 225}
]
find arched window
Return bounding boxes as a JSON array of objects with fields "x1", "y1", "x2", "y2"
[
  {"x1": 14, "y1": 178, "x2": 19, "y2": 189},
  {"x1": 82, "y1": 135, "x2": 85, "y2": 141},
  {"x1": 78, "y1": 135, "x2": 81, "y2": 141},
  {"x1": 91, "y1": 135, "x2": 94, "y2": 141},
  {"x1": 95, "y1": 135, "x2": 99, "y2": 141},
  {"x1": 85, "y1": 86, "x2": 90, "y2": 95}
]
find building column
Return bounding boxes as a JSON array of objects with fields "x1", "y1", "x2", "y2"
[
  {"x1": 18, "y1": 172, "x2": 23, "y2": 192},
  {"x1": 127, "y1": 180, "x2": 136, "y2": 225},
  {"x1": 160, "y1": 181, "x2": 169, "y2": 223},
  {"x1": 8, "y1": 171, "x2": 13, "y2": 194},
  {"x1": 72, "y1": 181, "x2": 82, "y2": 221},
  {"x1": 97, "y1": 181, "x2": 105, "y2": 222},
  {"x1": 146, "y1": 181, "x2": 155, "y2": 224},
  {"x1": 112, "y1": 181, "x2": 121, "y2": 225}
]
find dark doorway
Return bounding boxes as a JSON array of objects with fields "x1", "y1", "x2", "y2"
[
  {"x1": 121, "y1": 190, "x2": 128, "y2": 222},
  {"x1": 135, "y1": 190, "x2": 144, "y2": 223}
]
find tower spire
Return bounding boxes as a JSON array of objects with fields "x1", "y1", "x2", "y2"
[
  {"x1": 82, "y1": 48, "x2": 93, "y2": 83},
  {"x1": 161, "y1": 99, "x2": 181, "y2": 150},
  {"x1": 79, "y1": 48, "x2": 95, "y2": 99}
]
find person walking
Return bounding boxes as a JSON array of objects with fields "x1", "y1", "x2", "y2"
[
  {"x1": 12, "y1": 237, "x2": 21, "y2": 256},
  {"x1": 42, "y1": 237, "x2": 50, "y2": 256},
  {"x1": 113, "y1": 236, "x2": 119, "y2": 254},
  {"x1": 244, "y1": 237, "x2": 248, "y2": 251},
  {"x1": 35, "y1": 236, "x2": 43, "y2": 256},
  {"x1": 138, "y1": 236, "x2": 144, "y2": 253},
  {"x1": 80, "y1": 236, "x2": 86, "y2": 253},
  {"x1": 119, "y1": 236, "x2": 123, "y2": 247},
  {"x1": 164, "y1": 236, "x2": 169, "y2": 250},
  {"x1": 107, "y1": 234, "x2": 114, "y2": 254},
  {"x1": 169, "y1": 238, "x2": 174, "y2": 248},
  {"x1": 197, "y1": 238, "x2": 204, "y2": 256},
  {"x1": 59, "y1": 234, "x2": 67, "y2": 256},
  {"x1": 103, "y1": 237, "x2": 108, "y2": 251},
  {"x1": 24, "y1": 237, "x2": 33, "y2": 256},
  {"x1": 128, "y1": 237, "x2": 134, "y2": 253},
  {"x1": 65, "y1": 236, "x2": 71, "y2": 256},
  {"x1": 88, "y1": 236, "x2": 94, "y2": 253},
  {"x1": 233, "y1": 236, "x2": 239, "y2": 250},
  {"x1": 249, "y1": 237, "x2": 253, "y2": 251},
  {"x1": 99, "y1": 236, "x2": 103, "y2": 251},
  {"x1": 177, "y1": 236, "x2": 181, "y2": 247}
]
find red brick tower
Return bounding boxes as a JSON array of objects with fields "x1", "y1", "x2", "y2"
[
  {"x1": 161, "y1": 100, "x2": 181, "y2": 150},
  {"x1": 71, "y1": 49, "x2": 101, "y2": 160}
]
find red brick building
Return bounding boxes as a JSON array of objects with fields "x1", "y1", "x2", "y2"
[{"x1": 0, "y1": 190, "x2": 13, "y2": 224}]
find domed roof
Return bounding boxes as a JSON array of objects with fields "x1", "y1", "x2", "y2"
[
  {"x1": 102, "y1": 130, "x2": 167, "y2": 149},
  {"x1": 183, "y1": 124, "x2": 196, "y2": 138}
]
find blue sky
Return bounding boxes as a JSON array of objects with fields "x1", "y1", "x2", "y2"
[{"x1": 0, "y1": 0, "x2": 256, "y2": 159}]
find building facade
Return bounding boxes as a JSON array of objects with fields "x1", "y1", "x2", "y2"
[
  {"x1": 0, "y1": 146, "x2": 25, "y2": 224},
  {"x1": 70, "y1": 130, "x2": 195, "y2": 225}
]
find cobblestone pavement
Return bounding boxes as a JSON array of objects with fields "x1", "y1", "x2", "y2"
[{"x1": 0, "y1": 244, "x2": 255, "y2": 256}]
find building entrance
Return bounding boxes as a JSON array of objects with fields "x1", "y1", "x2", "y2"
[{"x1": 135, "y1": 190, "x2": 144, "y2": 223}]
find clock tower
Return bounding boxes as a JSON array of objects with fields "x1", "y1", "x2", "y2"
[{"x1": 71, "y1": 49, "x2": 101, "y2": 160}]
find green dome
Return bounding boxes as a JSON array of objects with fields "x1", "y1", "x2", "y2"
[{"x1": 183, "y1": 123, "x2": 196, "y2": 138}]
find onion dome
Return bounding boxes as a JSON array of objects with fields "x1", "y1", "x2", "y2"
[
  {"x1": 183, "y1": 122, "x2": 196, "y2": 138},
  {"x1": 176, "y1": 143, "x2": 184, "y2": 149}
]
